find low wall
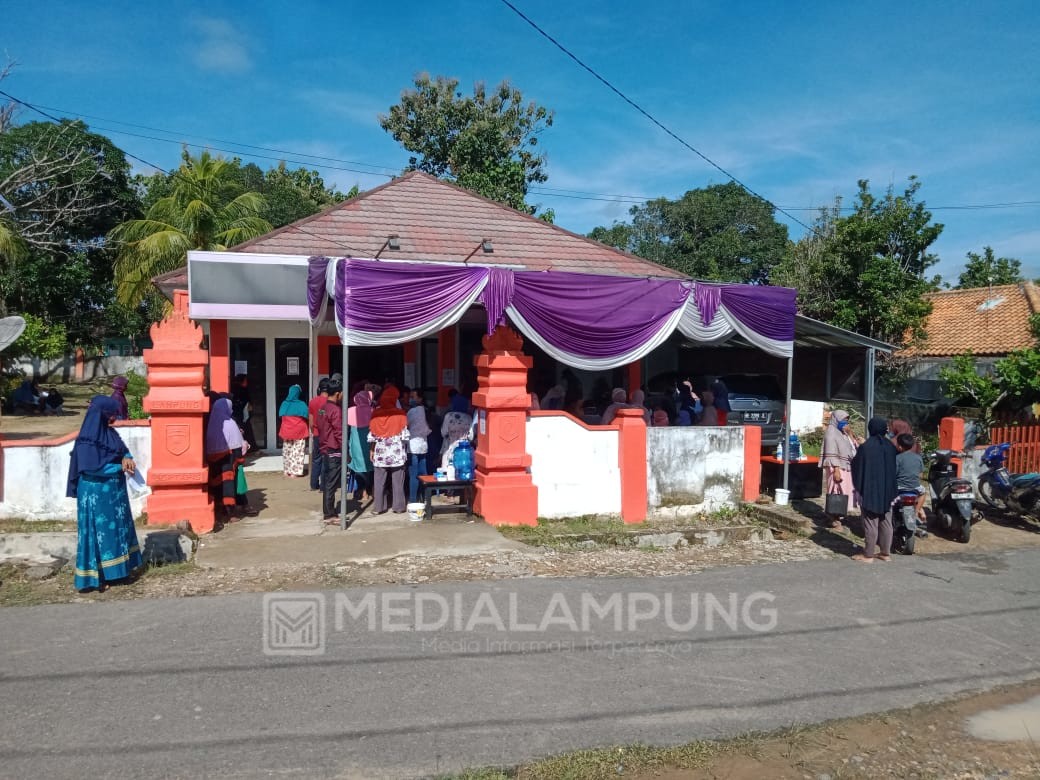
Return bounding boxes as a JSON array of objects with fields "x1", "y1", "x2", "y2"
[
  {"x1": 646, "y1": 426, "x2": 745, "y2": 512},
  {"x1": 526, "y1": 413, "x2": 621, "y2": 518},
  {"x1": 0, "y1": 421, "x2": 152, "y2": 520},
  {"x1": 12, "y1": 355, "x2": 145, "y2": 383}
]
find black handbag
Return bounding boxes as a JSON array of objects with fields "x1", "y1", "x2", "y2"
[{"x1": 825, "y1": 492, "x2": 849, "y2": 516}]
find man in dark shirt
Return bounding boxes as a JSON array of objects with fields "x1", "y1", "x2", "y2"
[
  {"x1": 307, "y1": 378, "x2": 330, "y2": 492},
  {"x1": 316, "y1": 379, "x2": 345, "y2": 522}
]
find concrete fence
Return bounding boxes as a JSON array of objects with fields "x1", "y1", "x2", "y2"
[
  {"x1": 0, "y1": 421, "x2": 152, "y2": 520},
  {"x1": 646, "y1": 426, "x2": 745, "y2": 513},
  {"x1": 12, "y1": 355, "x2": 146, "y2": 383}
]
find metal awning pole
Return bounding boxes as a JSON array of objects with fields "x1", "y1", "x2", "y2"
[
  {"x1": 340, "y1": 337, "x2": 349, "y2": 530},
  {"x1": 865, "y1": 348, "x2": 876, "y2": 423},
  {"x1": 783, "y1": 354, "x2": 793, "y2": 491}
]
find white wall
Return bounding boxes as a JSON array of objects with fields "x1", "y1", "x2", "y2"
[
  {"x1": 526, "y1": 415, "x2": 621, "y2": 519},
  {"x1": 0, "y1": 424, "x2": 152, "y2": 521},
  {"x1": 14, "y1": 356, "x2": 145, "y2": 383},
  {"x1": 646, "y1": 426, "x2": 744, "y2": 512},
  {"x1": 790, "y1": 400, "x2": 826, "y2": 433}
]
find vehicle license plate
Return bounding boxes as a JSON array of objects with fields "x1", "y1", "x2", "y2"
[{"x1": 743, "y1": 412, "x2": 769, "y2": 422}]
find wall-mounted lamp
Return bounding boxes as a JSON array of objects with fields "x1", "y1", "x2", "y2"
[
  {"x1": 374, "y1": 234, "x2": 400, "y2": 259},
  {"x1": 464, "y1": 238, "x2": 494, "y2": 263}
]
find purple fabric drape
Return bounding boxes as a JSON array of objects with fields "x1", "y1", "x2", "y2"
[
  {"x1": 509, "y1": 271, "x2": 689, "y2": 358},
  {"x1": 719, "y1": 284, "x2": 797, "y2": 341},
  {"x1": 481, "y1": 268, "x2": 515, "y2": 335},
  {"x1": 693, "y1": 283, "x2": 722, "y2": 326},
  {"x1": 307, "y1": 256, "x2": 332, "y2": 322},
  {"x1": 335, "y1": 259, "x2": 488, "y2": 333}
]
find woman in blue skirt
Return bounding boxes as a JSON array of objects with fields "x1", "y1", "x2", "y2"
[{"x1": 67, "y1": 396, "x2": 143, "y2": 592}]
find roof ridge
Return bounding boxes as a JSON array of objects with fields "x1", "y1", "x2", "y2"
[
  {"x1": 1022, "y1": 280, "x2": 1040, "y2": 314},
  {"x1": 926, "y1": 282, "x2": 1024, "y2": 297}
]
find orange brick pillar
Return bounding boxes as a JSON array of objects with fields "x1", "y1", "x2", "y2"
[
  {"x1": 625, "y1": 361, "x2": 641, "y2": 396},
  {"x1": 403, "y1": 340, "x2": 418, "y2": 389},
  {"x1": 208, "y1": 319, "x2": 229, "y2": 394},
  {"x1": 74, "y1": 348, "x2": 85, "y2": 382},
  {"x1": 939, "y1": 417, "x2": 966, "y2": 476},
  {"x1": 471, "y1": 326, "x2": 538, "y2": 526},
  {"x1": 743, "y1": 425, "x2": 762, "y2": 501},
  {"x1": 437, "y1": 326, "x2": 457, "y2": 407},
  {"x1": 143, "y1": 290, "x2": 214, "y2": 532},
  {"x1": 615, "y1": 407, "x2": 648, "y2": 523}
]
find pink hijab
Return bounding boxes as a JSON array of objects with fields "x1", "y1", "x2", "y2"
[{"x1": 347, "y1": 390, "x2": 373, "y2": 427}]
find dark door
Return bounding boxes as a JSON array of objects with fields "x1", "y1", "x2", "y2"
[
  {"x1": 229, "y1": 337, "x2": 267, "y2": 450},
  {"x1": 274, "y1": 338, "x2": 310, "y2": 446},
  {"x1": 327, "y1": 345, "x2": 404, "y2": 394}
]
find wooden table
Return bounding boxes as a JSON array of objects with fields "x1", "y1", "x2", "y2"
[
  {"x1": 418, "y1": 474, "x2": 475, "y2": 518},
  {"x1": 759, "y1": 455, "x2": 823, "y2": 499}
]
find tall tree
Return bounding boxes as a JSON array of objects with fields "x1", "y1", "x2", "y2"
[
  {"x1": 379, "y1": 74, "x2": 554, "y2": 215},
  {"x1": 110, "y1": 150, "x2": 271, "y2": 307},
  {"x1": 589, "y1": 182, "x2": 791, "y2": 283},
  {"x1": 771, "y1": 177, "x2": 942, "y2": 347},
  {"x1": 955, "y1": 246, "x2": 1023, "y2": 289}
]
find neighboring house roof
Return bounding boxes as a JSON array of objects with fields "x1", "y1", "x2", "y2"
[
  {"x1": 152, "y1": 267, "x2": 188, "y2": 300},
  {"x1": 899, "y1": 281, "x2": 1040, "y2": 358},
  {"x1": 229, "y1": 171, "x2": 683, "y2": 278}
]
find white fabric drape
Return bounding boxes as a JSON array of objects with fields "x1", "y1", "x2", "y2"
[{"x1": 675, "y1": 296, "x2": 793, "y2": 358}]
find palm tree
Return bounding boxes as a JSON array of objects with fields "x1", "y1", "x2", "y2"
[{"x1": 110, "y1": 151, "x2": 272, "y2": 306}]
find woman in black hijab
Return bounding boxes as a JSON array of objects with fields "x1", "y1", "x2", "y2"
[{"x1": 851, "y1": 416, "x2": 898, "y2": 562}]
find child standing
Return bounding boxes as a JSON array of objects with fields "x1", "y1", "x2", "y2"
[{"x1": 894, "y1": 432, "x2": 927, "y2": 521}]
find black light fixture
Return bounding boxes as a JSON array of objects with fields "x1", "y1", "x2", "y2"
[
  {"x1": 374, "y1": 234, "x2": 400, "y2": 259},
  {"x1": 481, "y1": 238, "x2": 493, "y2": 253}
]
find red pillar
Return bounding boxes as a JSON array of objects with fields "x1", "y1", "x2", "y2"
[
  {"x1": 615, "y1": 408, "x2": 648, "y2": 523},
  {"x1": 437, "y1": 326, "x2": 457, "y2": 407},
  {"x1": 317, "y1": 336, "x2": 336, "y2": 377},
  {"x1": 626, "y1": 361, "x2": 641, "y2": 396},
  {"x1": 743, "y1": 425, "x2": 762, "y2": 501},
  {"x1": 143, "y1": 290, "x2": 214, "y2": 532},
  {"x1": 209, "y1": 319, "x2": 229, "y2": 393},
  {"x1": 939, "y1": 417, "x2": 966, "y2": 476},
  {"x1": 403, "y1": 340, "x2": 418, "y2": 389},
  {"x1": 74, "y1": 348, "x2": 85, "y2": 382},
  {"x1": 472, "y1": 326, "x2": 538, "y2": 526}
]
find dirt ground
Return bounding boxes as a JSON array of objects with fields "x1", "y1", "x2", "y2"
[
  {"x1": 0, "y1": 381, "x2": 105, "y2": 440},
  {"x1": 621, "y1": 679, "x2": 1040, "y2": 780}
]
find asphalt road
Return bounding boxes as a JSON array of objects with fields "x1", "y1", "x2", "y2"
[{"x1": 2, "y1": 549, "x2": 1040, "y2": 779}]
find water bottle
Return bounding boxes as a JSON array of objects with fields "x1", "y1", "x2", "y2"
[
  {"x1": 789, "y1": 433, "x2": 802, "y2": 461},
  {"x1": 452, "y1": 439, "x2": 475, "y2": 481},
  {"x1": 775, "y1": 441, "x2": 784, "y2": 461}
]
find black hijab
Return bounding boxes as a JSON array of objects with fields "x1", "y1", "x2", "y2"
[
  {"x1": 67, "y1": 396, "x2": 128, "y2": 497},
  {"x1": 851, "y1": 416, "x2": 898, "y2": 514}
]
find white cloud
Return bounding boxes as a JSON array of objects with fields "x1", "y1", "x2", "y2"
[{"x1": 189, "y1": 17, "x2": 253, "y2": 74}]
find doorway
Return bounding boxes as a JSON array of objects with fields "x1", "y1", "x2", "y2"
[
  {"x1": 274, "y1": 338, "x2": 310, "y2": 446},
  {"x1": 229, "y1": 337, "x2": 267, "y2": 449}
]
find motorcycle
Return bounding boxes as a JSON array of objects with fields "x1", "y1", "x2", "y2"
[
  {"x1": 977, "y1": 442, "x2": 1040, "y2": 519},
  {"x1": 893, "y1": 491, "x2": 927, "y2": 555},
  {"x1": 927, "y1": 450, "x2": 975, "y2": 543}
]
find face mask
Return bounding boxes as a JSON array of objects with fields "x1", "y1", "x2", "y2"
[
  {"x1": 837, "y1": 420, "x2": 848, "y2": 431},
  {"x1": 409, "y1": 399, "x2": 418, "y2": 408}
]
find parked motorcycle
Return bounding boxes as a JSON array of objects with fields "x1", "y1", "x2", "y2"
[
  {"x1": 977, "y1": 442, "x2": 1040, "y2": 519},
  {"x1": 893, "y1": 491, "x2": 927, "y2": 555},
  {"x1": 927, "y1": 450, "x2": 975, "y2": 543}
]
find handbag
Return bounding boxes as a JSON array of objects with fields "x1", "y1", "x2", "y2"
[
  {"x1": 236, "y1": 465, "x2": 249, "y2": 495},
  {"x1": 825, "y1": 490, "x2": 849, "y2": 516}
]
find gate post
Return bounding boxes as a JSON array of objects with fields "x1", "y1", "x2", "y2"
[
  {"x1": 143, "y1": 290, "x2": 214, "y2": 531},
  {"x1": 471, "y1": 326, "x2": 538, "y2": 526}
]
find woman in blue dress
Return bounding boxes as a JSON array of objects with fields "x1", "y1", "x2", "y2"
[{"x1": 67, "y1": 395, "x2": 143, "y2": 592}]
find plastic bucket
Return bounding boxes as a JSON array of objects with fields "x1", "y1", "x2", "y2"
[
  {"x1": 774, "y1": 488, "x2": 791, "y2": 506},
  {"x1": 407, "y1": 502, "x2": 425, "y2": 522}
]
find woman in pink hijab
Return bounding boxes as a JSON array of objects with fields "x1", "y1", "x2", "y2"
[{"x1": 347, "y1": 389, "x2": 374, "y2": 499}]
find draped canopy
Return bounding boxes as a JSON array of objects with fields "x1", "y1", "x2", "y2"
[{"x1": 307, "y1": 256, "x2": 797, "y2": 367}]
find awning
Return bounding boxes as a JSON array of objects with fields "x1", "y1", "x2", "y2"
[{"x1": 308, "y1": 255, "x2": 798, "y2": 367}]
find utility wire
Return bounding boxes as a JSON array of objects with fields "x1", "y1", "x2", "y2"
[{"x1": 0, "y1": 89, "x2": 363, "y2": 256}]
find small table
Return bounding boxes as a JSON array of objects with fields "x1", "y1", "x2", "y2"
[
  {"x1": 418, "y1": 474, "x2": 475, "y2": 518},
  {"x1": 760, "y1": 455, "x2": 823, "y2": 499}
]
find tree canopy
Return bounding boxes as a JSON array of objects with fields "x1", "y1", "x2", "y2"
[
  {"x1": 771, "y1": 177, "x2": 943, "y2": 347},
  {"x1": 589, "y1": 182, "x2": 791, "y2": 284},
  {"x1": 955, "y1": 246, "x2": 1023, "y2": 289},
  {"x1": 379, "y1": 74, "x2": 554, "y2": 216}
]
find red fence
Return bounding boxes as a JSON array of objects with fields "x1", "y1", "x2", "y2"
[{"x1": 988, "y1": 422, "x2": 1040, "y2": 474}]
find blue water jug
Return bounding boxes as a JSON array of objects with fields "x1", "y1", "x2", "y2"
[
  {"x1": 788, "y1": 432, "x2": 802, "y2": 461},
  {"x1": 453, "y1": 439, "x2": 475, "y2": 480}
]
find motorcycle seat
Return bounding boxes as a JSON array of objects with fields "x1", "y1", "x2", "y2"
[{"x1": 1011, "y1": 473, "x2": 1040, "y2": 487}]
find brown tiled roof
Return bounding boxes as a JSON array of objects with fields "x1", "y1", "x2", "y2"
[
  {"x1": 899, "y1": 282, "x2": 1040, "y2": 357},
  {"x1": 151, "y1": 266, "x2": 188, "y2": 300},
  {"x1": 229, "y1": 171, "x2": 684, "y2": 278}
]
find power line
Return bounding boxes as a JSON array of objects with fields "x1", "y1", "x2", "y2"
[
  {"x1": 0, "y1": 89, "x2": 364, "y2": 257},
  {"x1": 496, "y1": 0, "x2": 818, "y2": 234}
]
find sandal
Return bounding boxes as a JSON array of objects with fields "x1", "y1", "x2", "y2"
[{"x1": 850, "y1": 554, "x2": 875, "y2": 563}]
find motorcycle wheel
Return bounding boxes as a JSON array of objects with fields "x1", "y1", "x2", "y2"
[
  {"x1": 903, "y1": 532, "x2": 916, "y2": 555},
  {"x1": 978, "y1": 476, "x2": 1009, "y2": 510},
  {"x1": 960, "y1": 518, "x2": 972, "y2": 544}
]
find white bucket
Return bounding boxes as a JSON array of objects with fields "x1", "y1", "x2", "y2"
[
  {"x1": 406, "y1": 502, "x2": 425, "y2": 522},
  {"x1": 774, "y1": 488, "x2": 791, "y2": 506}
]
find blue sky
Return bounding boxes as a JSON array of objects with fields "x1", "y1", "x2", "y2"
[{"x1": 4, "y1": 0, "x2": 1038, "y2": 282}]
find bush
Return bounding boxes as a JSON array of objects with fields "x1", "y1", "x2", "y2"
[
  {"x1": 125, "y1": 371, "x2": 149, "y2": 420},
  {"x1": 0, "y1": 370, "x2": 27, "y2": 412}
]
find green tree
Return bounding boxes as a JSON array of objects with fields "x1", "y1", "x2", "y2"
[
  {"x1": 0, "y1": 119, "x2": 141, "y2": 347},
  {"x1": 589, "y1": 182, "x2": 791, "y2": 283},
  {"x1": 110, "y1": 150, "x2": 271, "y2": 307},
  {"x1": 379, "y1": 74, "x2": 554, "y2": 215},
  {"x1": 955, "y1": 246, "x2": 1023, "y2": 289},
  {"x1": 8, "y1": 312, "x2": 66, "y2": 360},
  {"x1": 771, "y1": 177, "x2": 942, "y2": 347}
]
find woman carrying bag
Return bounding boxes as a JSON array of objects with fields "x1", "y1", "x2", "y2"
[{"x1": 821, "y1": 409, "x2": 860, "y2": 530}]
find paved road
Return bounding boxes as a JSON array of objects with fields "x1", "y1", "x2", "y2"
[{"x1": 2, "y1": 549, "x2": 1040, "y2": 779}]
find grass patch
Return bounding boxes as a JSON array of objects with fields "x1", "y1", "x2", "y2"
[
  {"x1": 0, "y1": 559, "x2": 198, "y2": 607},
  {"x1": 140, "y1": 561, "x2": 196, "y2": 578},
  {"x1": 0, "y1": 519, "x2": 77, "y2": 533}
]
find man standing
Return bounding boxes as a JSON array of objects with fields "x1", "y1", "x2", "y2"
[
  {"x1": 307, "y1": 378, "x2": 330, "y2": 492},
  {"x1": 851, "y1": 417, "x2": 898, "y2": 562},
  {"x1": 316, "y1": 379, "x2": 345, "y2": 524},
  {"x1": 231, "y1": 374, "x2": 258, "y2": 451}
]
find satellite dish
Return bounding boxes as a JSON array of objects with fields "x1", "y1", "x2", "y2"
[{"x1": 0, "y1": 316, "x2": 26, "y2": 353}]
